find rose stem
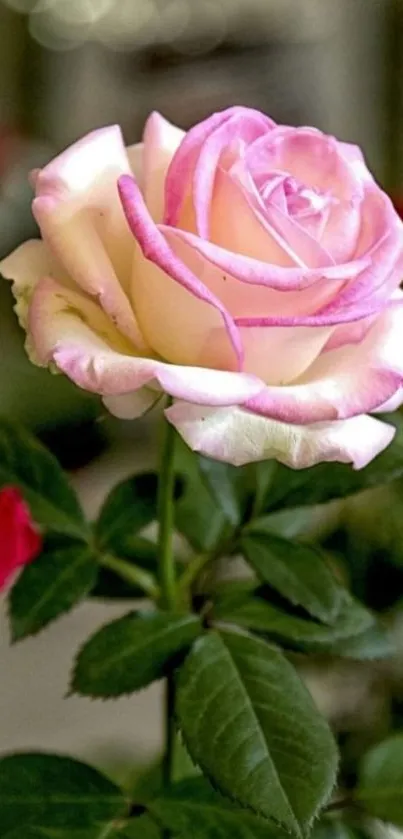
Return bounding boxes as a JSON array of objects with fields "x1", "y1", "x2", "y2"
[{"x1": 157, "y1": 404, "x2": 177, "y2": 791}]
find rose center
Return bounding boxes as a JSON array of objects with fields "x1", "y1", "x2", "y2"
[{"x1": 260, "y1": 172, "x2": 336, "y2": 223}]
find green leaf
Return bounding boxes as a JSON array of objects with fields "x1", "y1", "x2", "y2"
[
  {"x1": 241, "y1": 532, "x2": 342, "y2": 624},
  {"x1": 213, "y1": 590, "x2": 375, "y2": 653},
  {"x1": 175, "y1": 440, "x2": 229, "y2": 551},
  {"x1": 253, "y1": 462, "x2": 277, "y2": 518},
  {"x1": 356, "y1": 733, "x2": 403, "y2": 825},
  {"x1": 9, "y1": 540, "x2": 98, "y2": 641},
  {"x1": 198, "y1": 457, "x2": 241, "y2": 525},
  {"x1": 263, "y1": 414, "x2": 403, "y2": 513},
  {"x1": 0, "y1": 419, "x2": 87, "y2": 538},
  {"x1": 247, "y1": 508, "x2": 322, "y2": 541},
  {"x1": 149, "y1": 777, "x2": 283, "y2": 838},
  {"x1": 177, "y1": 630, "x2": 338, "y2": 836},
  {"x1": 329, "y1": 623, "x2": 395, "y2": 660},
  {"x1": 0, "y1": 753, "x2": 127, "y2": 836},
  {"x1": 72, "y1": 610, "x2": 202, "y2": 697},
  {"x1": 91, "y1": 538, "x2": 159, "y2": 600},
  {"x1": 95, "y1": 473, "x2": 159, "y2": 550}
]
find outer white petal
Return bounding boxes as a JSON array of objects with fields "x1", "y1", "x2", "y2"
[
  {"x1": 102, "y1": 388, "x2": 161, "y2": 419},
  {"x1": 165, "y1": 402, "x2": 395, "y2": 469},
  {"x1": 0, "y1": 239, "x2": 64, "y2": 329},
  {"x1": 372, "y1": 389, "x2": 403, "y2": 414},
  {"x1": 32, "y1": 125, "x2": 146, "y2": 349},
  {"x1": 28, "y1": 276, "x2": 263, "y2": 407}
]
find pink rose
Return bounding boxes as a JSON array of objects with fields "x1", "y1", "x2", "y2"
[
  {"x1": 2, "y1": 107, "x2": 403, "y2": 468},
  {"x1": 0, "y1": 487, "x2": 42, "y2": 590}
]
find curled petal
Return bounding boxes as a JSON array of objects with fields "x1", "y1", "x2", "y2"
[
  {"x1": 0, "y1": 239, "x2": 65, "y2": 329},
  {"x1": 142, "y1": 112, "x2": 185, "y2": 222},
  {"x1": 245, "y1": 300, "x2": 403, "y2": 423},
  {"x1": 164, "y1": 106, "x2": 274, "y2": 236},
  {"x1": 28, "y1": 277, "x2": 263, "y2": 407},
  {"x1": 321, "y1": 186, "x2": 403, "y2": 316},
  {"x1": 248, "y1": 127, "x2": 360, "y2": 201},
  {"x1": 33, "y1": 125, "x2": 146, "y2": 349},
  {"x1": 132, "y1": 247, "x2": 239, "y2": 370},
  {"x1": 103, "y1": 388, "x2": 161, "y2": 419},
  {"x1": 119, "y1": 174, "x2": 243, "y2": 368},
  {"x1": 323, "y1": 316, "x2": 376, "y2": 352},
  {"x1": 160, "y1": 223, "x2": 369, "y2": 294},
  {"x1": 210, "y1": 166, "x2": 301, "y2": 267},
  {"x1": 373, "y1": 389, "x2": 403, "y2": 414},
  {"x1": 161, "y1": 225, "x2": 342, "y2": 331},
  {"x1": 166, "y1": 402, "x2": 395, "y2": 469},
  {"x1": 339, "y1": 141, "x2": 375, "y2": 185}
]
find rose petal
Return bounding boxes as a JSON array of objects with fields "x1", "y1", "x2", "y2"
[
  {"x1": 103, "y1": 388, "x2": 161, "y2": 419},
  {"x1": 373, "y1": 389, "x2": 403, "y2": 414},
  {"x1": 160, "y1": 223, "x2": 369, "y2": 293},
  {"x1": 132, "y1": 248, "x2": 240, "y2": 370},
  {"x1": 29, "y1": 276, "x2": 263, "y2": 407},
  {"x1": 230, "y1": 159, "x2": 336, "y2": 269},
  {"x1": 245, "y1": 300, "x2": 403, "y2": 423},
  {"x1": 166, "y1": 402, "x2": 395, "y2": 469},
  {"x1": 321, "y1": 185, "x2": 403, "y2": 315},
  {"x1": 0, "y1": 239, "x2": 65, "y2": 329},
  {"x1": 211, "y1": 166, "x2": 302, "y2": 267},
  {"x1": 323, "y1": 315, "x2": 376, "y2": 352},
  {"x1": 249, "y1": 126, "x2": 360, "y2": 201},
  {"x1": 161, "y1": 223, "x2": 325, "y2": 323},
  {"x1": 245, "y1": 130, "x2": 363, "y2": 264},
  {"x1": 164, "y1": 106, "x2": 274, "y2": 236},
  {"x1": 32, "y1": 125, "x2": 146, "y2": 349},
  {"x1": 126, "y1": 141, "x2": 144, "y2": 185},
  {"x1": 158, "y1": 221, "x2": 335, "y2": 382},
  {"x1": 319, "y1": 198, "x2": 362, "y2": 264},
  {"x1": 119, "y1": 174, "x2": 243, "y2": 369},
  {"x1": 339, "y1": 141, "x2": 375, "y2": 184},
  {"x1": 142, "y1": 112, "x2": 185, "y2": 222},
  {"x1": 0, "y1": 487, "x2": 42, "y2": 590},
  {"x1": 239, "y1": 324, "x2": 333, "y2": 384}
]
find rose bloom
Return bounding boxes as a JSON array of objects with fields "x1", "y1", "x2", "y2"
[
  {"x1": 2, "y1": 107, "x2": 403, "y2": 468},
  {"x1": 0, "y1": 487, "x2": 42, "y2": 590}
]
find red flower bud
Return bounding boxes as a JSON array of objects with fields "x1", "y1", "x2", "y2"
[{"x1": 0, "y1": 487, "x2": 42, "y2": 590}]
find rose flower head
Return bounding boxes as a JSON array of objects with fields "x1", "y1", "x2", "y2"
[{"x1": 2, "y1": 108, "x2": 403, "y2": 468}]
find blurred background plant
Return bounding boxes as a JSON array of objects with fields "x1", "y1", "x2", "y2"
[{"x1": 1, "y1": 1, "x2": 403, "y2": 833}]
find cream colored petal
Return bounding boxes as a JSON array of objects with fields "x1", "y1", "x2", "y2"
[
  {"x1": 103, "y1": 388, "x2": 161, "y2": 419},
  {"x1": 132, "y1": 246, "x2": 238, "y2": 371},
  {"x1": 143, "y1": 112, "x2": 185, "y2": 222},
  {"x1": 1, "y1": 240, "x2": 64, "y2": 328},
  {"x1": 28, "y1": 276, "x2": 262, "y2": 408},
  {"x1": 33, "y1": 125, "x2": 146, "y2": 349},
  {"x1": 166, "y1": 402, "x2": 395, "y2": 469},
  {"x1": 126, "y1": 141, "x2": 144, "y2": 186},
  {"x1": 239, "y1": 324, "x2": 333, "y2": 384}
]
